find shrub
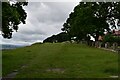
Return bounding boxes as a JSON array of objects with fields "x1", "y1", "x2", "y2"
[{"x1": 103, "y1": 34, "x2": 120, "y2": 45}]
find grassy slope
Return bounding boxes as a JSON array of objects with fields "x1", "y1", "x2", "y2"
[{"x1": 2, "y1": 43, "x2": 118, "y2": 78}]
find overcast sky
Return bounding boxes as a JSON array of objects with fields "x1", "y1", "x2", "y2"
[{"x1": 0, "y1": 2, "x2": 79, "y2": 45}]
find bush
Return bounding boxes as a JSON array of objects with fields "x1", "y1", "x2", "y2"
[{"x1": 103, "y1": 34, "x2": 120, "y2": 45}]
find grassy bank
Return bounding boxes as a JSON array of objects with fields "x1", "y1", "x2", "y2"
[{"x1": 2, "y1": 43, "x2": 118, "y2": 78}]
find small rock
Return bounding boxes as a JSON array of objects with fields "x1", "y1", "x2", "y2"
[
  {"x1": 110, "y1": 75, "x2": 118, "y2": 78},
  {"x1": 13, "y1": 70, "x2": 18, "y2": 72}
]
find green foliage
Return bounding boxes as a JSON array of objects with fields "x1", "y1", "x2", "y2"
[
  {"x1": 43, "y1": 32, "x2": 70, "y2": 43},
  {"x1": 2, "y1": 1, "x2": 28, "y2": 39},
  {"x1": 103, "y1": 34, "x2": 120, "y2": 44},
  {"x1": 103, "y1": 34, "x2": 114, "y2": 43},
  {"x1": 62, "y1": 2, "x2": 120, "y2": 41},
  {"x1": 113, "y1": 37, "x2": 120, "y2": 44}
]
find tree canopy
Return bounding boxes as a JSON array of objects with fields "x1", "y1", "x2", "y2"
[
  {"x1": 62, "y1": 2, "x2": 120, "y2": 42},
  {"x1": 1, "y1": 0, "x2": 28, "y2": 39},
  {"x1": 43, "y1": 32, "x2": 70, "y2": 43}
]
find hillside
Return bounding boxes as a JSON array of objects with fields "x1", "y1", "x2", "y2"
[{"x1": 2, "y1": 43, "x2": 118, "y2": 78}]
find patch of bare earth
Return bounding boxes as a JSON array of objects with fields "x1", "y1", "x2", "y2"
[
  {"x1": 2, "y1": 65, "x2": 27, "y2": 79},
  {"x1": 46, "y1": 68, "x2": 65, "y2": 73}
]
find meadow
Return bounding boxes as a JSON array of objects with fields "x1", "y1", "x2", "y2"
[{"x1": 2, "y1": 43, "x2": 118, "y2": 78}]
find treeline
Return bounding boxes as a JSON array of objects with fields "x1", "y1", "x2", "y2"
[
  {"x1": 44, "y1": 1, "x2": 120, "y2": 44},
  {"x1": 43, "y1": 32, "x2": 70, "y2": 43}
]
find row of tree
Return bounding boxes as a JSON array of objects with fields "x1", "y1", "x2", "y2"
[
  {"x1": 1, "y1": 1, "x2": 120, "y2": 45},
  {"x1": 44, "y1": 2, "x2": 120, "y2": 43},
  {"x1": 61, "y1": 2, "x2": 120, "y2": 42},
  {"x1": 43, "y1": 32, "x2": 69, "y2": 43}
]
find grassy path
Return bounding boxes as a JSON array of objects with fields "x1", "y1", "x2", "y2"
[{"x1": 2, "y1": 43, "x2": 118, "y2": 78}]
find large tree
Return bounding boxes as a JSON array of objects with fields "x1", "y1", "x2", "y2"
[
  {"x1": 1, "y1": 0, "x2": 28, "y2": 39},
  {"x1": 62, "y1": 1, "x2": 120, "y2": 42}
]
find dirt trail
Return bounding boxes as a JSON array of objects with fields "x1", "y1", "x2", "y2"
[{"x1": 2, "y1": 65, "x2": 27, "y2": 79}]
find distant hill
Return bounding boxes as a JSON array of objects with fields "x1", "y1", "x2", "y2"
[{"x1": 0, "y1": 44, "x2": 26, "y2": 50}]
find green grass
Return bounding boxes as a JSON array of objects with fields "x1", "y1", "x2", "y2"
[{"x1": 2, "y1": 43, "x2": 118, "y2": 78}]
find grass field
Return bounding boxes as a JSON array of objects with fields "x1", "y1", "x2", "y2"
[{"x1": 2, "y1": 43, "x2": 118, "y2": 78}]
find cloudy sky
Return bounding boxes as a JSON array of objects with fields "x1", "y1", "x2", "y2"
[{"x1": 0, "y1": 2, "x2": 79, "y2": 45}]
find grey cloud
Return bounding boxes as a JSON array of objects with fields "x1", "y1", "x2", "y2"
[
  {"x1": 19, "y1": 26, "x2": 47, "y2": 36},
  {"x1": 29, "y1": 2, "x2": 75, "y2": 24},
  {"x1": 1, "y1": 2, "x2": 78, "y2": 45},
  {"x1": 13, "y1": 34, "x2": 45, "y2": 42},
  {"x1": 2, "y1": 33, "x2": 46, "y2": 45}
]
